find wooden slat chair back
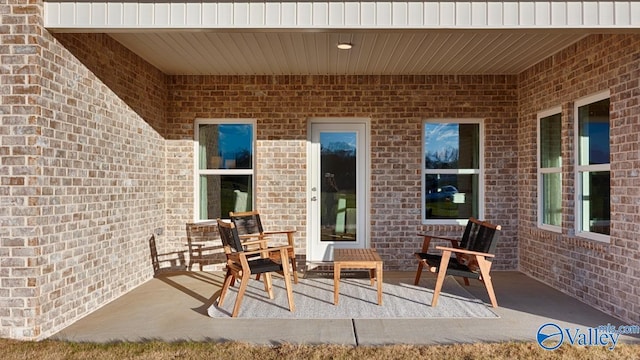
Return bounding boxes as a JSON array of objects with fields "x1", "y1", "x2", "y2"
[
  {"x1": 414, "y1": 217, "x2": 502, "y2": 308},
  {"x1": 216, "y1": 219, "x2": 295, "y2": 317},
  {"x1": 229, "y1": 210, "x2": 299, "y2": 283}
]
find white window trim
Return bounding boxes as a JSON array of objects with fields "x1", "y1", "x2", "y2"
[
  {"x1": 193, "y1": 118, "x2": 256, "y2": 222},
  {"x1": 573, "y1": 90, "x2": 610, "y2": 243},
  {"x1": 537, "y1": 106, "x2": 562, "y2": 233},
  {"x1": 422, "y1": 118, "x2": 484, "y2": 226}
]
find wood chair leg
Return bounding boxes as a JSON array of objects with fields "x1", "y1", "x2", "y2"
[
  {"x1": 477, "y1": 257, "x2": 498, "y2": 308},
  {"x1": 376, "y1": 262, "x2": 383, "y2": 305},
  {"x1": 217, "y1": 268, "x2": 234, "y2": 307},
  {"x1": 285, "y1": 234, "x2": 299, "y2": 284},
  {"x1": 431, "y1": 251, "x2": 452, "y2": 307},
  {"x1": 231, "y1": 272, "x2": 251, "y2": 317},
  {"x1": 281, "y1": 250, "x2": 295, "y2": 312},
  {"x1": 262, "y1": 272, "x2": 274, "y2": 299},
  {"x1": 414, "y1": 261, "x2": 425, "y2": 285},
  {"x1": 483, "y1": 276, "x2": 498, "y2": 308},
  {"x1": 290, "y1": 254, "x2": 299, "y2": 284}
]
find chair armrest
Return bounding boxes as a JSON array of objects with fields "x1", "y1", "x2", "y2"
[
  {"x1": 263, "y1": 230, "x2": 296, "y2": 235},
  {"x1": 239, "y1": 233, "x2": 264, "y2": 239},
  {"x1": 242, "y1": 245, "x2": 292, "y2": 257},
  {"x1": 435, "y1": 246, "x2": 495, "y2": 258},
  {"x1": 241, "y1": 238, "x2": 271, "y2": 247}
]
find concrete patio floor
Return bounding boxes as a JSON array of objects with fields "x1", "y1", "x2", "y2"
[{"x1": 51, "y1": 271, "x2": 640, "y2": 347}]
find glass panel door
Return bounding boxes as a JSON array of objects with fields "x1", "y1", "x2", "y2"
[
  {"x1": 320, "y1": 131, "x2": 357, "y2": 242},
  {"x1": 308, "y1": 121, "x2": 367, "y2": 261}
]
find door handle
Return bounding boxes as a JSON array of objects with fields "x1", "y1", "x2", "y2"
[{"x1": 311, "y1": 196, "x2": 317, "y2": 201}]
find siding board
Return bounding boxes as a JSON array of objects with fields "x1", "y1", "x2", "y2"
[{"x1": 44, "y1": 1, "x2": 637, "y2": 29}]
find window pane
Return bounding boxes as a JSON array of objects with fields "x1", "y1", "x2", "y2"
[
  {"x1": 540, "y1": 113, "x2": 562, "y2": 168},
  {"x1": 199, "y1": 124, "x2": 253, "y2": 169},
  {"x1": 580, "y1": 171, "x2": 610, "y2": 235},
  {"x1": 425, "y1": 174, "x2": 478, "y2": 220},
  {"x1": 578, "y1": 98, "x2": 610, "y2": 166},
  {"x1": 320, "y1": 132, "x2": 357, "y2": 242},
  {"x1": 424, "y1": 123, "x2": 479, "y2": 169},
  {"x1": 542, "y1": 173, "x2": 562, "y2": 226},
  {"x1": 199, "y1": 175, "x2": 252, "y2": 220}
]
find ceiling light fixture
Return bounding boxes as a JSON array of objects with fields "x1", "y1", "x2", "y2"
[{"x1": 337, "y1": 42, "x2": 353, "y2": 50}]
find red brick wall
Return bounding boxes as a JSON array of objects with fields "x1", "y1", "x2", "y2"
[
  {"x1": 518, "y1": 34, "x2": 640, "y2": 324},
  {"x1": 165, "y1": 75, "x2": 519, "y2": 271}
]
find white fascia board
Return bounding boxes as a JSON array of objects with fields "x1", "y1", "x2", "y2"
[{"x1": 44, "y1": 1, "x2": 640, "y2": 30}]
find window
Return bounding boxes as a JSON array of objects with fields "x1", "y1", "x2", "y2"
[
  {"x1": 194, "y1": 119, "x2": 254, "y2": 221},
  {"x1": 574, "y1": 91, "x2": 610, "y2": 241},
  {"x1": 538, "y1": 108, "x2": 562, "y2": 231},
  {"x1": 423, "y1": 120, "x2": 482, "y2": 223}
]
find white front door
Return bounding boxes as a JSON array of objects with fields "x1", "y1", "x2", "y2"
[{"x1": 307, "y1": 119, "x2": 369, "y2": 261}]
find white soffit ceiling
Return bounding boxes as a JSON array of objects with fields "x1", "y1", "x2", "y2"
[
  {"x1": 108, "y1": 30, "x2": 589, "y2": 75},
  {"x1": 45, "y1": 1, "x2": 640, "y2": 75}
]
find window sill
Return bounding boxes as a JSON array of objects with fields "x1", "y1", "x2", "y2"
[{"x1": 576, "y1": 230, "x2": 610, "y2": 244}]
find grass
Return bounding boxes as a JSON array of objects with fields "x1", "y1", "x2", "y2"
[{"x1": 2, "y1": 339, "x2": 639, "y2": 360}]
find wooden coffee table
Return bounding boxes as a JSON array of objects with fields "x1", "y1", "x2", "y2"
[{"x1": 333, "y1": 248, "x2": 383, "y2": 305}]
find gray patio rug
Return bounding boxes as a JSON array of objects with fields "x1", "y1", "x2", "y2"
[{"x1": 207, "y1": 275, "x2": 498, "y2": 319}]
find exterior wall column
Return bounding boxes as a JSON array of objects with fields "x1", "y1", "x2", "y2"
[
  {"x1": 0, "y1": 0, "x2": 47, "y2": 340},
  {"x1": 1, "y1": 1, "x2": 169, "y2": 340}
]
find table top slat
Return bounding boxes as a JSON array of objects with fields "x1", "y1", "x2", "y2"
[{"x1": 333, "y1": 248, "x2": 382, "y2": 263}]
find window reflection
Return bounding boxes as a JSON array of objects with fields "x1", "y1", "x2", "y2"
[
  {"x1": 425, "y1": 174, "x2": 478, "y2": 220},
  {"x1": 424, "y1": 123, "x2": 479, "y2": 169},
  {"x1": 578, "y1": 99, "x2": 610, "y2": 166},
  {"x1": 423, "y1": 121, "x2": 480, "y2": 221},
  {"x1": 581, "y1": 171, "x2": 610, "y2": 235},
  {"x1": 200, "y1": 175, "x2": 252, "y2": 220},
  {"x1": 196, "y1": 121, "x2": 254, "y2": 220},
  {"x1": 540, "y1": 113, "x2": 562, "y2": 168},
  {"x1": 576, "y1": 95, "x2": 610, "y2": 238},
  {"x1": 199, "y1": 124, "x2": 253, "y2": 170},
  {"x1": 320, "y1": 132, "x2": 357, "y2": 241},
  {"x1": 542, "y1": 173, "x2": 562, "y2": 227}
]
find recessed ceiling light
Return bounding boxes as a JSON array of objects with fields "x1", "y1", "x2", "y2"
[{"x1": 337, "y1": 42, "x2": 353, "y2": 50}]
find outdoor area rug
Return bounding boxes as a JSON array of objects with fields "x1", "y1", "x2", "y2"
[{"x1": 207, "y1": 276, "x2": 498, "y2": 319}]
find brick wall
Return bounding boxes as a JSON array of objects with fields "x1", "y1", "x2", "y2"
[
  {"x1": 2, "y1": 2, "x2": 637, "y2": 340},
  {"x1": 0, "y1": 1, "x2": 167, "y2": 339},
  {"x1": 518, "y1": 34, "x2": 640, "y2": 324},
  {"x1": 165, "y1": 75, "x2": 520, "y2": 271}
]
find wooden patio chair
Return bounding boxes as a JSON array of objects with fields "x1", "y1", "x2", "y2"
[
  {"x1": 216, "y1": 219, "x2": 295, "y2": 317},
  {"x1": 414, "y1": 217, "x2": 502, "y2": 308},
  {"x1": 414, "y1": 217, "x2": 478, "y2": 286},
  {"x1": 229, "y1": 210, "x2": 299, "y2": 283}
]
